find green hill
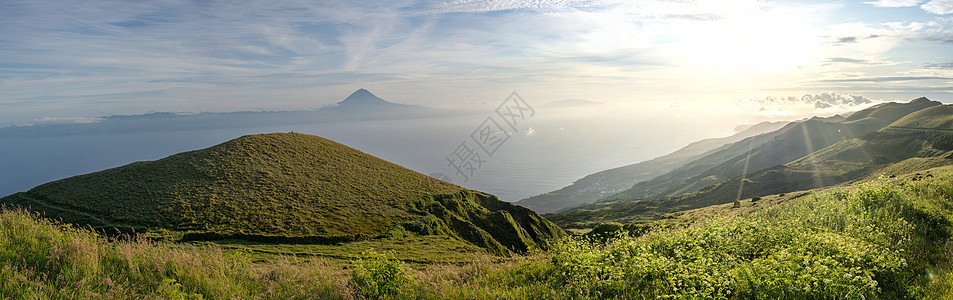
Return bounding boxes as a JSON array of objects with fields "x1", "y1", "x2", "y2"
[
  {"x1": 887, "y1": 104, "x2": 953, "y2": 130},
  {"x1": 1, "y1": 132, "x2": 564, "y2": 254},
  {"x1": 843, "y1": 97, "x2": 937, "y2": 125},
  {"x1": 604, "y1": 97, "x2": 941, "y2": 203},
  {"x1": 551, "y1": 99, "x2": 952, "y2": 228},
  {"x1": 516, "y1": 121, "x2": 789, "y2": 214}
]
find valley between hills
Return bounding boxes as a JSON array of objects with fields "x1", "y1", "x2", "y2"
[{"x1": 3, "y1": 97, "x2": 953, "y2": 299}]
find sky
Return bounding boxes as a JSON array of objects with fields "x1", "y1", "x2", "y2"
[{"x1": 1, "y1": 0, "x2": 952, "y2": 127}]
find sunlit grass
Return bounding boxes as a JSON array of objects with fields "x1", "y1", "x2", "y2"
[
  {"x1": 2, "y1": 132, "x2": 462, "y2": 240},
  {"x1": 1, "y1": 133, "x2": 566, "y2": 256},
  {"x1": 2, "y1": 167, "x2": 953, "y2": 299},
  {"x1": 547, "y1": 168, "x2": 953, "y2": 298},
  {"x1": 0, "y1": 206, "x2": 347, "y2": 299}
]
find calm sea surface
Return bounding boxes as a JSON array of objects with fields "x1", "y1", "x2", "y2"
[{"x1": 0, "y1": 109, "x2": 734, "y2": 203}]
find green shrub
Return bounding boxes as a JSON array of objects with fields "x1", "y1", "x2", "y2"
[
  {"x1": 349, "y1": 251, "x2": 415, "y2": 299},
  {"x1": 548, "y1": 176, "x2": 953, "y2": 299},
  {"x1": 155, "y1": 278, "x2": 204, "y2": 300}
]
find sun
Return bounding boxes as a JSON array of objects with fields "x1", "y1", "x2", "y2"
[{"x1": 670, "y1": 4, "x2": 824, "y2": 74}]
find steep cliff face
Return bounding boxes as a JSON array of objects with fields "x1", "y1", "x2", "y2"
[{"x1": 405, "y1": 190, "x2": 566, "y2": 254}]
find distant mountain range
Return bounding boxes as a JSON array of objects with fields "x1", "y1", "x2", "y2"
[
  {"x1": 517, "y1": 120, "x2": 790, "y2": 213},
  {"x1": 0, "y1": 89, "x2": 470, "y2": 138},
  {"x1": 545, "y1": 97, "x2": 953, "y2": 228},
  {"x1": 602, "y1": 98, "x2": 938, "y2": 203},
  {"x1": 1, "y1": 132, "x2": 564, "y2": 254}
]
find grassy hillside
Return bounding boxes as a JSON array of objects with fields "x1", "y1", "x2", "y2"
[
  {"x1": 843, "y1": 97, "x2": 938, "y2": 125},
  {"x1": 606, "y1": 97, "x2": 941, "y2": 203},
  {"x1": 577, "y1": 121, "x2": 801, "y2": 210},
  {"x1": 3, "y1": 166, "x2": 953, "y2": 299},
  {"x1": 888, "y1": 104, "x2": 953, "y2": 130},
  {"x1": 552, "y1": 101, "x2": 952, "y2": 228},
  {"x1": 517, "y1": 121, "x2": 789, "y2": 214},
  {"x1": 546, "y1": 166, "x2": 953, "y2": 298},
  {"x1": 1, "y1": 133, "x2": 564, "y2": 254}
]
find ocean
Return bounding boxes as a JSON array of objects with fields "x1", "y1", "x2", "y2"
[{"x1": 0, "y1": 105, "x2": 736, "y2": 203}]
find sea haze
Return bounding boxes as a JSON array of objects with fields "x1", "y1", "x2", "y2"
[{"x1": 0, "y1": 104, "x2": 735, "y2": 202}]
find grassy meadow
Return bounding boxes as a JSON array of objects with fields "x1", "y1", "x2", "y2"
[{"x1": 4, "y1": 166, "x2": 953, "y2": 299}]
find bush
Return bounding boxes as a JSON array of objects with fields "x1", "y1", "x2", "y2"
[
  {"x1": 547, "y1": 177, "x2": 953, "y2": 299},
  {"x1": 585, "y1": 222, "x2": 624, "y2": 240},
  {"x1": 349, "y1": 251, "x2": 415, "y2": 299}
]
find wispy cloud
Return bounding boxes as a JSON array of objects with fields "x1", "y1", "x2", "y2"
[
  {"x1": 922, "y1": 0, "x2": 953, "y2": 14},
  {"x1": 10, "y1": 117, "x2": 105, "y2": 127},
  {"x1": 423, "y1": 0, "x2": 621, "y2": 13},
  {"x1": 865, "y1": 0, "x2": 923, "y2": 7},
  {"x1": 925, "y1": 62, "x2": 953, "y2": 69},
  {"x1": 865, "y1": 0, "x2": 953, "y2": 14},
  {"x1": 836, "y1": 36, "x2": 859, "y2": 43},
  {"x1": 826, "y1": 57, "x2": 877, "y2": 65},
  {"x1": 0, "y1": 0, "x2": 950, "y2": 125},
  {"x1": 816, "y1": 76, "x2": 953, "y2": 82}
]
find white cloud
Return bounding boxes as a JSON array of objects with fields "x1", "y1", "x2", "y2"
[
  {"x1": 864, "y1": 0, "x2": 922, "y2": 7},
  {"x1": 733, "y1": 93, "x2": 883, "y2": 120},
  {"x1": 802, "y1": 93, "x2": 876, "y2": 107},
  {"x1": 922, "y1": 0, "x2": 953, "y2": 14},
  {"x1": 866, "y1": 0, "x2": 953, "y2": 14},
  {"x1": 746, "y1": 92, "x2": 875, "y2": 107},
  {"x1": 0, "y1": 0, "x2": 949, "y2": 124}
]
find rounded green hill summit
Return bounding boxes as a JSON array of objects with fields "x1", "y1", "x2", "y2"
[
  {"x1": 2, "y1": 132, "x2": 564, "y2": 253},
  {"x1": 888, "y1": 104, "x2": 953, "y2": 130}
]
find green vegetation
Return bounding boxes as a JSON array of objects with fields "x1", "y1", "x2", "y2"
[
  {"x1": 4, "y1": 166, "x2": 953, "y2": 298},
  {"x1": 606, "y1": 97, "x2": 940, "y2": 204},
  {"x1": 5, "y1": 101, "x2": 953, "y2": 298},
  {"x1": 550, "y1": 100, "x2": 952, "y2": 228},
  {"x1": 348, "y1": 251, "x2": 416, "y2": 299},
  {"x1": 0, "y1": 206, "x2": 557, "y2": 299},
  {"x1": 888, "y1": 104, "x2": 953, "y2": 130},
  {"x1": 549, "y1": 170, "x2": 953, "y2": 298},
  {"x1": 208, "y1": 235, "x2": 489, "y2": 265},
  {"x1": 0, "y1": 207, "x2": 345, "y2": 299},
  {"x1": 3, "y1": 132, "x2": 459, "y2": 239},
  {"x1": 517, "y1": 121, "x2": 789, "y2": 213},
  {"x1": 400, "y1": 190, "x2": 566, "y2": 254},
  {"x1": 1, "y1": 133, "x2": 564, "y2": 254}
]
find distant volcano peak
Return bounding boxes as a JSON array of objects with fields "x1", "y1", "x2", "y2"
[{"x1": 337, "y1": 88, "x2": 392, "y2": 107}]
